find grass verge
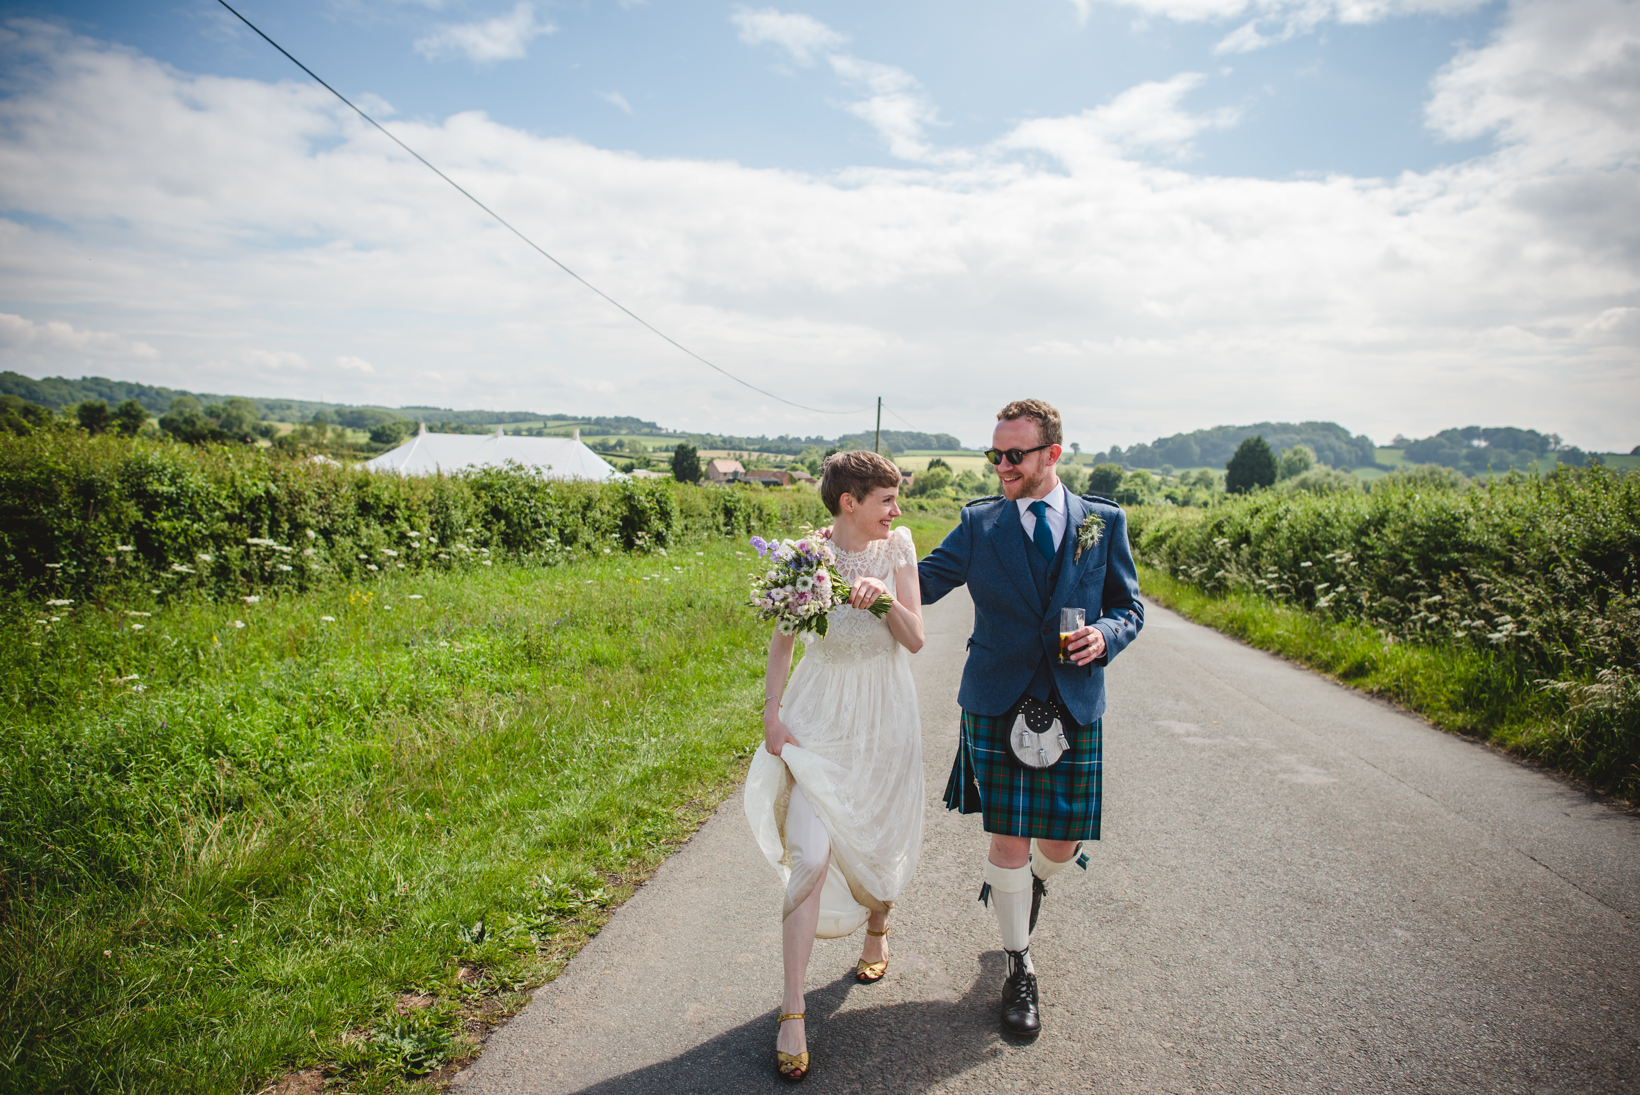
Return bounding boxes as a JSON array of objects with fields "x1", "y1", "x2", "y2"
[
  {"x1": 1, "y1": 541, "x2": 784, "y2": 1093},
  {"x1": 1138, "y1": 564, "x2": 1636, "y2": 803}
]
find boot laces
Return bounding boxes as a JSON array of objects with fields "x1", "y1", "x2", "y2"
[{"x1": 1004, "y1": 949, "x2": 1036, "y2": 1001}]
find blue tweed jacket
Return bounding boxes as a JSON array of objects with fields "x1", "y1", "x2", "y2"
[{"x1": 918, "y1": 491, "x2": 1144, "y2": 725}]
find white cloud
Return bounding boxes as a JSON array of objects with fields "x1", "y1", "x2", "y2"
[
  {"x1": 734, "y1": 9, "x2": 956, "y2": 163},
  {"x1": 596, "y1": 89, "x2": 634, "y2": 115},
  {"x1": 1071, "y1": 0, "x2": 1492, "y2": 53},
  {"x1": 0, "y1": 8, "x2": 1635, "y2": 449},
  {"x1": 731, "y1": 8, "x2": 847, "y2": 65},
  {"x1": 414, "y1": 3, "x2": 553, "y2": 63},
  {"x1": 1066, "y1": 0, "x2": 1095, "y2": 24},
  {"x1": 0, "y1": 311, "x2": 160, "y2": 370},
  {"x1": 334, "y1": 355, "x2": 376, "y2": 373},
  {"x1": 1004, "y1": 73, "x2": 1240, "y2": 164}
]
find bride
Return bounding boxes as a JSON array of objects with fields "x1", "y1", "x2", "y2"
[{"x1": 744, "y1": 450, "x2": 926, "y2": 1083}]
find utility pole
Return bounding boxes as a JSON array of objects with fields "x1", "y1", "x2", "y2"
[{"x1": 874, "y1": 396, "x2": 882, "y2": 456}]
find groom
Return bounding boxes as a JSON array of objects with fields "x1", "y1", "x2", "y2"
[{"x1": 918, "y1": 398, "x2": 1144, "y2": 1038}]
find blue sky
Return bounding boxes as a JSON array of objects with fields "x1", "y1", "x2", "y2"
[
  {"x1": 16, "y1": 0, "x2": 1502, "y2": 178},
  {"x1": 0, "y1": 0, "x2": 1635, "y2": 450}
]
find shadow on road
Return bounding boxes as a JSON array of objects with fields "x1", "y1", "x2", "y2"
[{"x1": 567, "y1": 951, "x2": 1015, "y2": 1094}]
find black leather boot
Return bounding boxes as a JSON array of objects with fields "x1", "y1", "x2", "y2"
[
  {"x1": 1029, "y1": 873, "x2": 1047, "y2": 933},
  {"x1": 1000, "y1": 948, "x2": 1041, "y2": 1038}
]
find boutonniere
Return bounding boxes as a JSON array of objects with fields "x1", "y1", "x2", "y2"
[{"x1": 1073, "y1": 512, "x2": 1105, "y2": 564}]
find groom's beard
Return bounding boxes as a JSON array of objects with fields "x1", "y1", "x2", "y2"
[{"x1": 1002, "y1": 463, "x2": 1056, "y2": 501}]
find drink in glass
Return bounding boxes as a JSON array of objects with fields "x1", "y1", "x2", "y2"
[{"x1": 1059, "y1": 607, "x2": 1085, "y2": 664}]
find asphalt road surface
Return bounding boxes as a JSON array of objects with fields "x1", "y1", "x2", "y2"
[{"x1": 455, "y1": 588, "x2": 1639, "y2": 1095}]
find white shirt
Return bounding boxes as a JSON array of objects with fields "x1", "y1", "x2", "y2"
[{"x1": 1016, "y1": 482, "x2": 1068, "y2": 552}]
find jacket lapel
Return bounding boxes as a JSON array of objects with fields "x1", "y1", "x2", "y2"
[
  {"x1": 1044, "y1": 492, "x2": 1089, "y2": 620},
  {"x1": 986, "y1": 497, "x2": 1040, "y2": 608}
]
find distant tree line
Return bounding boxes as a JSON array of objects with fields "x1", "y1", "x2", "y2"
[
  {"x1": 1087, "y1": 421, "x2": 1378, "y2": 471},
  {"x1": 1390, "y1": 426, "x2": 1600, "y2": 472}
]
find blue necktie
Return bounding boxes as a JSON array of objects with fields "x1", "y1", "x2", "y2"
[{"x1": 1028, "y1": 500, "x2": 1056, "y2": 563}]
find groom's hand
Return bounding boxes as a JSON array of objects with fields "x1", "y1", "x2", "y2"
[
  {"x1": 1066, "y1": 624, "x2": 1106, "y2": 666},
  {"x1": 764, "y1": 714, "x2": 800, "y2": 757}
]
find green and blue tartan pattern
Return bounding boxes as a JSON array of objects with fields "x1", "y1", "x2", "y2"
[{"x1": 943, "y1": 708, "x2": 1103, "y2": 841}]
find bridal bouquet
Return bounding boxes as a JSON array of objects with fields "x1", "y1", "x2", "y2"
[{"x1": 748, "y1": 528, "x2": 892, "y2": 638}]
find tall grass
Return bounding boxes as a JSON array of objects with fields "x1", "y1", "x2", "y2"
[
  {"x1": 0, "y1": 539, "x2": 808, "y2": 1093},
  {"x1": 1130, "y1": 467, "x2": 1640, "y2": 800}
]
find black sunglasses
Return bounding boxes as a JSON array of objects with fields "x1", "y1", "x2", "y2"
[{"x1": 984, "y1": 443, "x2": 1051, "y2": 466}]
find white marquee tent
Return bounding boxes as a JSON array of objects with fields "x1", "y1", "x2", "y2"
[{"x1": 362, "y1": 424, "x2": 624, "y2": 480}]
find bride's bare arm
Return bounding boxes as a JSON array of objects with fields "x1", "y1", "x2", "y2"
[
  {"x1": 851, "y1": 565, "x2": 925, "y2": 653},
  {"x1": 763, "y1": 630, "x2": 800, "y2": 756},
  {"x1": 886, "y1": 561, "x2": 925, "y2": 653}
]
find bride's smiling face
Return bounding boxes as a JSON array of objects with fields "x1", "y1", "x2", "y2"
[{"x1": 840, "y1": 486, "x2": 902, "y2": 541}]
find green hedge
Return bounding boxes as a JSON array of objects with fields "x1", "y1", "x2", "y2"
[
  {"x1": 1130, "y1": 467, "x2": 1640, "y2": 798},
  {"x1": 0, "y1": 431, "x2": 829, "y2": 601}
]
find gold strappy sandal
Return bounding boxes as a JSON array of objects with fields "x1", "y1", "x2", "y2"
[
  {"x1": 775, "y1": 1012, "x2": 809, "y2": 1083},
  {"x1": 856, "y1": 927, "x2": 889, "y2": 984}
]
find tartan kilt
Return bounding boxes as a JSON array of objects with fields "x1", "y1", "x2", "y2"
[{"x1": 943, "y1": 708, "x2": 1102, "y2": 842}]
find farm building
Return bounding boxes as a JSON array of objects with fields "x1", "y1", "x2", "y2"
[{"x1": 363, "y1": 424, "x2": 623, "y2": 480}]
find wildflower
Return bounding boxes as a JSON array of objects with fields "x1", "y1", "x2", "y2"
[
  {"x1": 603, "y1": 548, "x2": 612, "y2": 554},
  {"x1": 306, "y1": 529, "x2": 317, "y2": 540},
  {"x1": 126, "y1": 611, "x2": 152, "y2": 617},
  {"x1": 481, "y1": 560, "x2": 492, "y2": 566},
  {"x1": 197, "y1": 553, "x2": 213, "y2": 563},
  {"x1": 382, "y1": 549, "x2": 399, "y2": 557},
  {"x1": 46, "y1": 599, "x2": 72, "y2": 606},
  {"x1": 409, "y1": 595, "x2": 423, "y2": 600},
  {"x1": 232, "y1": 620, "x2": 245, "y2": 629},
  {"x1": 117, "y1": 545, "x2": 133, "y2": 552},
  {"x1": 367, "y1": 564, "x2": 379, "y2": 571},
  {"x1": 407, "y1": 531, "x2": 420, "y2": 539},
  {"x1": 243, "y1": 596, "x2": 260, "y2": 604},
  {"x1": 130, "y1": 623, "x2": 145, "y2": 631},
  {"x1": 358, "y1": 554, "x2": 368, "y2": 560},
  {"x1": 277, "y1": 564, "x2": 293, "y2": 572},
  {"x1": 320, "y1": 615, "x2": 336, "y2": 623},
  {"x1": 696, "y1": 552, "x2": 705, "y2": 556},
  {"x1": 171, "y1": 563, "x2": 194, "y2": 574},
  {"x1": 45, "y1": 563, "x2": 62, "y2": 569},
  {"x1": 302, "y1": 548, "x2": 316, "y2": 557}
]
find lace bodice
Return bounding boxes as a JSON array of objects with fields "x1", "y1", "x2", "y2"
[{"x1": 809, "y1": 526, "x2": 917, "y2": 666}]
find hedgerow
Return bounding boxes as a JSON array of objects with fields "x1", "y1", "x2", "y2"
[
  {"x1": 0, "y1": 430, "x2": 829, "y2": 602},
  {"x1": 1130, "y1": 467, "x2": 1640, "y2": 798}
]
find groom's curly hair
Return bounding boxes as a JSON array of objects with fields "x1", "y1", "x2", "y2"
[
  {"x1": 997, "y1": 398, "x2": 1063, "y2": 448},
  {"x1": 820, "y1": 451, "x2": 903, "y2": 515}
]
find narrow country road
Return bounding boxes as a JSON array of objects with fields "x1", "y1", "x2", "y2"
[{"x1": 454, "y1": 587, "x2": 1640, "y2": 1094}]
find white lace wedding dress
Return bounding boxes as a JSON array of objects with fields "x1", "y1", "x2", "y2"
[{"x1": 744, "y1": 525, "x2": 925, "y2": 938}]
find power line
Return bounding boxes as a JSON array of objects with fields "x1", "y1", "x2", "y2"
[{"x1": 214, "y1": 0, "x2": 868, "y2": 418}]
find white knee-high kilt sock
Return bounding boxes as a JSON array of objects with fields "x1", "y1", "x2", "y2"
[
  {"x1": 1031, "y1": 840, "x2": 1083, "y2": 882},
  {"x1": 984, "y1": 860, "x2": 1034, "y2": 973}
]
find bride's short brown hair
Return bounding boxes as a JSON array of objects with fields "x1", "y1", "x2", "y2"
[{"x1": 820, "y1": 451, "x2": 903, "y2": 515}]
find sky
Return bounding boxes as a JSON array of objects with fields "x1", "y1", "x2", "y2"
[{"x1": 0, "y1": 0, "x2": 1635, "y2": 451}]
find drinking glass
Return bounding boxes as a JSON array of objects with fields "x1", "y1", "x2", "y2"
[{"x1": 1059, "y1": 607, "x2": 1085, "y2": 665}]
